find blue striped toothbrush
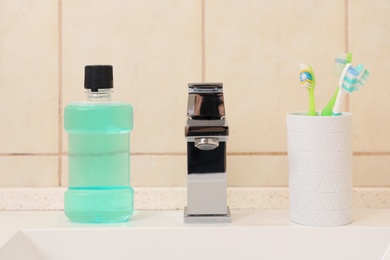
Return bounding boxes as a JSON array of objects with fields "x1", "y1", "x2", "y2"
[
  {"x1": 332, "y1": 63, "x2": 369, "y2": 116},
  {"x1": 321, "y1": 52, "x2": 353, "y2": 116}
]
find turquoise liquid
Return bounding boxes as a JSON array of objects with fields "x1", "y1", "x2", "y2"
[{"x1": 64, "y1": 102, "x2": 134, "y2": 223}]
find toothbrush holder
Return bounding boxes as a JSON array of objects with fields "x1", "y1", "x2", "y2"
[{"x1": 286, "y1": 112, "x2": 353, "y2": 227}]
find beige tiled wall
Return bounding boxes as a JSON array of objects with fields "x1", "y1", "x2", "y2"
[{"x1": 0, "y1": 0, "x2": 389, "y2": 188}]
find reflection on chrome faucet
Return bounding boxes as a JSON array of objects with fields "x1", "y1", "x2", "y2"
[{"x1": 187, "y1": 83, "x2": 225, "y2": 120}]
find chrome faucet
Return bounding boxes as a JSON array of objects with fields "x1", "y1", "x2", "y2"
[{"x1": 184, "y1": 83, "x2": 231, "y2": 223}]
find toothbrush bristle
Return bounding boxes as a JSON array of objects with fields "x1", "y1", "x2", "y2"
[
  {"x1": 341, "y1": 64, "x2": 369, "y2": 93},
  {"x1": 300, "y1": 64, "x2": 315, "y2": 89},
  {"x1": 342, "y1": 82, "x2": 359, "y2": 93},
  {"x1": 358, "y1": 70, "x2": 369, "y2": 87},
  {"x1": 334, "y1": 52, "x2": 353, "y2": 76},
  {"x1": 355, "y1": 64, "x2": 370, "y2": 89}
]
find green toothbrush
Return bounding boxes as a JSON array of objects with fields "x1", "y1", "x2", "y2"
[
  {"x1": 299, "y1": 64, "x2": 316, "y2": 116},
  {"x1": 321, "y1": 52, "x2": 352, "y2": 116}
]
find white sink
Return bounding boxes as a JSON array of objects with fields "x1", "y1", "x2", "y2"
[{"x1": 1, "y1": 210, "x2": 390, "y2": 260}]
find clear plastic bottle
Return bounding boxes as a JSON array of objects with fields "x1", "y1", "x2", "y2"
[{"x1": 64, "y1": 65, "x2": 134, "y2": 223}]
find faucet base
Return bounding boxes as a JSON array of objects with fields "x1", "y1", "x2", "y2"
[
  {"x1": 186, "y1": 173, "x2": 228, "y2": 215},
  {"x1": 184, "y1": 206, "x2": 231, "y2": 224}
]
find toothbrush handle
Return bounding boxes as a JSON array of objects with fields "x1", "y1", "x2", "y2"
[
  {"x1": 332, "y1": 88, "x2": 345, "y2": 116},
  {"x1": 321, "y1": 87, "x2": 339, "y2": 116},
  {"x1": 308, "y1": 89, "x2": 316, "y2": 116}
]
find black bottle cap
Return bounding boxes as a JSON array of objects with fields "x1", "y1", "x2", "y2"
[{"x1": 84, "y1": 65, "x2": 113, "y2": 92}]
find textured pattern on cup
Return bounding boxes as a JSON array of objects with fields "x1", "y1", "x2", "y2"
[{"x1": 286, "y1": 112, "x2": 353, "y2": 226}]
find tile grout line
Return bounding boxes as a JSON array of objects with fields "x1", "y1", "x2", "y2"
[
  {"x1": 345, "y1": 0, "x2": 349, "y2": 54},
  {"x1": 344, "y1": 0, "x2": 350, "y2": 112},
  {"x1": 201, "y1": 0, "x2": 205, "y2": 82},
  {"x1": 0, "y1": 153, "x2": 59, "y2": 156},
  {"x1": 1, "y1": 152, "x2": 390, "y2": 156},
  {"x1": 57, "y1": 0, "x2": 63, "y2": 187}
]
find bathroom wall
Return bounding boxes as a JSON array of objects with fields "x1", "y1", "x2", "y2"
[{"x1": 0, "y1": 0, "x2": 389, "y2": 189}]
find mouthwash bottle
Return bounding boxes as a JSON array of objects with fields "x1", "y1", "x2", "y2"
[{"x1": 64, "y1": 65, "x2": 134, "y2": 223}]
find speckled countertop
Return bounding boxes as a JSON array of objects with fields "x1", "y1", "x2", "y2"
[{"x1": 0, "y1": 187, "x2": 389, "y2": 210}]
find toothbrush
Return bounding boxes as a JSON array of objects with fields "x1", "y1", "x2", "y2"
[
  {"x1": 299, "y1": 64, "x2": 316, "y2": 116},
  {"x1": 321, "y1": 52, "x2": 353, "y2": 116},
  {"x1": 332, "y1": 63, "x2": 369, "y2": 116}
]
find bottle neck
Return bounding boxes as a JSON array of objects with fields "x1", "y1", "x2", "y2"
[{"x1": 86, "y1": 89, "x2": 112, "y2": 101}]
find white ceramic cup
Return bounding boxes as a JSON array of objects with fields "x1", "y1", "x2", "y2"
[{"x1": 286, "y1": 112, "x2": 353, "y2": 226}]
